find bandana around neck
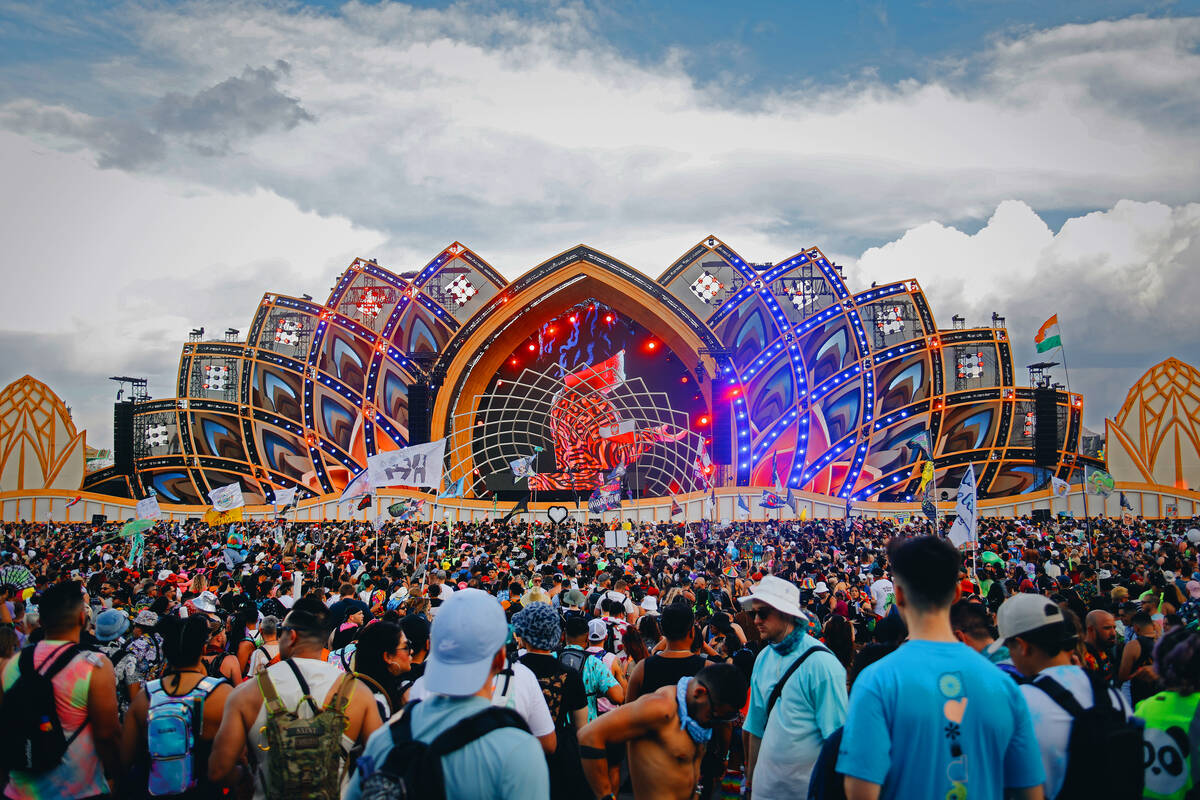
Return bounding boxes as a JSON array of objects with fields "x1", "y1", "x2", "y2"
[
  {"x1": 771, "y1": 624, "x2": 805, "y2": 656},
  {"x1": 675, "y1": 677, "x2": 713, "y2": 743}
]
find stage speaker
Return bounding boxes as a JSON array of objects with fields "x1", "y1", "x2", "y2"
[
  {"x1": 91, "y1": 514, "x2": 107, "y2": 526},
  {"x1": 1031, "y1": 508, "x2": 1051, "y2": 522},
  {"x1": 408, "y1": 383, "x2": 431, "y2": 444},
  {"x1": 1033, "y1": 388, "x2": 1059, "y2": 466},
  {"x1": 113, "y1": 402, "x2": 135, "y2": 474},
  {"x1": 712, "y1": 389, "x2": 732, "y2": 465}
]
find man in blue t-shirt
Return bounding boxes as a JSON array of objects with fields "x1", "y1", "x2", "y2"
[{"x1": 836, "y1": 536, "x2": 1046, "y2": 800}]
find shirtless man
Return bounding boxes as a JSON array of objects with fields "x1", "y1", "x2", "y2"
[{"x1": 578, "y1": 662, "x2": 747, "y2": 800}]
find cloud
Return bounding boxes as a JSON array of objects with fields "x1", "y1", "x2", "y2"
[{"x1": 852, "y1": 198, "x2": 1200, "y2": 427}]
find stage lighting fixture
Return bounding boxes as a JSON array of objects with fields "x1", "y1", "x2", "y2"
[
  {"x1": 646, "y1": 340, "x2": 658, "y2": 351},
  {"x1": 527, "y1": 343, "x2": 536, "y2": 352},
  {"x1": 604, "y1": 314, "x2": 614, "y2": 323},
  {"x1": 698, "y1": 415, "x2": 709, "y2": 426},
  {"x1": 510, "y1": 358, "x2": 519, "y2": 367},
  {"x1": 569, "y1": 314, "x2": 577, "y2": 323}
]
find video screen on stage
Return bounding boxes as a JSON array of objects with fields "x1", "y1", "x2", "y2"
[{"x1": 474, "y1": 302, "x2": 710, "y2": 496}]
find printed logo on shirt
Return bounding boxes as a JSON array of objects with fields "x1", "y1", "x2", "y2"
[{"x1": 938, "y1": 671, "x2": 969, "y2": 800}]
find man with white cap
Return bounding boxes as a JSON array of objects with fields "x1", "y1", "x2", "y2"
[
  {"x1": 345, "y1": 588, "x2": 549, "y2": 800},
  {"x1": 741, "y1": 574, "x2": 847, "y2": 799},
  {"x1": 998, "y1": 593, "x2": 1135, "y2": 800}
]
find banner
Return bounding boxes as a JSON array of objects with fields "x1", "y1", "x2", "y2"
[
  {"x1": 907, "y1": 430, "x2": 933, "y2": 459},
  {"x1": 135, "y1": 496, "x2": 161, "y2": 520},
  {"x1": 204, "y1": 507, "x2": 244, "y2": 526},
  {"x1": 510, "y1": 454, "x2": 537, "y2": 481},
  {"x1": 208, "y1": 482, "x2": 245, "y2": 512},
  {"x1": 273, "y1": 487, "x2": 297, "y2": 508},
  {"x1": 918, "y1": 461, "x2": 935, "y2": 494},
  {"x1": 670, "y1": 499, "x2": 683, "y2": 517},
  {"x1": 948, "y1": 465, "x2": 978, "y2": 548},
  {"x1": 564, "y1": 351, "x2": 625, "y2": 392},
  {"x1": 603, "y1": 528, "x2": 629, "y2": 549},
  {"x1": 737, "y1": 495, "x2": 750, "y2": 517},
  {"x1": 367, "y1": 438, "x2": 446, "y2": 489},
  {"x1": 598, "y1": 419, "x2": 637, "y2": 443},
  {"x1": 438, "y1": 475, "x2": 465, "y2": 499}
]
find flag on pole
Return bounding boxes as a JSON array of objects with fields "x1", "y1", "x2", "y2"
[
  {"x1": 1120, "y1": 492, "x2": 1133, "y2": 511},
  {"x1": 702, "y1": 491, "x2": 715, "y2": 518},
  {"x1": 356, "y1": 494, "x2": 373, "y2": 511},
  {"x1": 1050, "y1": 476, "x2": 1070, "y2": 498},
  {"x1": 947, "y1": 465, "x2": 978, "y2": 548},
  {"x1": 66, "y1": 495, "x2": 82, "y2": 508},
  {"x1": 226, "y1": 525, "x2": 243, "y2": 548},
  {"x1": 500, "y1": 497, "x2": 530, "y2": 524},
  {"x1": 737, "y1": 495, "x2": 750, "y2": 516},
  {"x1": 800, "y1": 505, "x2": 808, "y2": 522},
  {"x1": 1085, "y1": 466, "x2": 1115, "y2": 497},
  {"x1": 670, "y1": 498, "x2": 683, "y2": 517},
  {"x1": 1035, "y1": 314, "x2": 1062, "y2": 354},
  {"x1": 135, "y1": 496, "x2": 161, "y2": 520},
  {"x1": 273, "y1": 487, "x2": 297, "y2": 509},
  {"x1": 759, "y1": 490, "x2": 786, "y2": 509},
  {"x1": 770, "y1": 452, "x2": 782, "y2": 492},
  {"x1": 208, "y1": 482, "x2": 245, "y2": 512},
  {"x1": 368, "y1": 439, "x2": 447, "y2": 489},
  {"x1": 922, "y1": 479, "x2": 937, "y2": 525},
  {"x1": 906, "y1": 430, "x2": 933, "y2": 460},
  {"x1": 510, "y1": 454, "x2": 538, "y2": 481},
  {"x1": 438, "y1": 475, "x2": 465, "y2": 499},
  {"x1": 785, "y1": 487, "x2": 798, "y2": 515},
  {"x1": 339, "y1": 468, "x2": 371, "y2": 504},
  {"x1": 917, "y1": 461, "x2": 935, "y2": 494}
]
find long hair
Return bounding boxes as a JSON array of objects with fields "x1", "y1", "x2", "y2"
[
  {"x1": 1154, "y1": 626, "x2": 1200, "y2": 695},
  {"x1": 822, "y1": 614, "x2": 855, "y2": 671},
  {"x1": 622, "y1": 626, "x2": 649, "y2": 664},
  {"x1": 354, "y1": 621, "x2": 404, "y2": 712}
]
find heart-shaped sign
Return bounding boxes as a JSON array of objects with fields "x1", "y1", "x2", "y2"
[{"x1": 547, "y1": 506, "x2": 569, "y2": 525}]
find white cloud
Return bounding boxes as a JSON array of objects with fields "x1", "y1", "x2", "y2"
[
  {"x1": 851, "y1": 198, "x2": 1200, "y2": 426},
  {"x1": 0, "y1": 131, "x2": 386, "y2": 446}
]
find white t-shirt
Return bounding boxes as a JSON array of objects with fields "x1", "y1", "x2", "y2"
[
  {"x1": 1019, "y1": 664, "x2": 1132, "y2": 799},
  {"x1": 869, "y1": 578, "x2": 895, "y2": 617},
  {"x1": 408, "y1": 660, "x2": 554, "y2": 738},
  {"x1": 247, "y1": 641, "x2": 280, "y2": 676}
]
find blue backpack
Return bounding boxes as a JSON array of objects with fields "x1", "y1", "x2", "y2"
[{"x1": 145, "y1": 675, "x2": 226, "y2": 796}]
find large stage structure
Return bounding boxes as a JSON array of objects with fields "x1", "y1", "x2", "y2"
[{"x1": 68, "y1": 237, "x2": 1100, "y2": 510}]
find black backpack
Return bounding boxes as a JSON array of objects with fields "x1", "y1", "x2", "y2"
[
  {"x1": 356, "y1": 699, "x2": 529, "y2": 800},
  {"x1": 1031, "y1": 672, "x2": 1145, "y2": 800},
  {"x1": 0, "y1": 643, "x2": 86, "y2": 773}
]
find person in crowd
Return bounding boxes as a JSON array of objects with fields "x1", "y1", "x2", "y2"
[
  {"x1": 836, "y1": 536, "x2": 1045, "y2": 800},
  {"x1": 579, "y1": 662, "x2": 748, "y2": 800},
  {"x1": 207, "y1": 597, "x2": 382, "y2": 797},
  {"x1": 514, "y1": 602, "x2": 590, "y2": 799},
  {"x1": 1000, "y1": 593, "x2": 1134, "y2": 799},
  {"x1": 1082, "y1": 609, "x2": 1118, "y2": 685},
  {"x1": 626, "y1": 601, "x2": 708, "y2": 700},
  {"x1": 950, "y1": 598, "x2": 1021, "y2": 679},
  {"x1": 396, "y1": 613, "x2": 430, "y2": 696},
  {"x1": 344, "y1": 588, "x2": 550, "y2": 800},
  {"x1": 1118, "y1": 610, "x2": 1161, "y2": 707},
  {"x1": 351, "y1": 619, "x2": 411, "y2": 718},
  {"x1": 741, "y1": 575, "x2": 848, "y2": 800},
  {"x1": 246, "y1": 614, "x2": 280, "y2": 676},
  {"x1": 120, "y1": 614, "x2": 233, "y2": 799},
  {"x1": 199, "y1": 613, "x2": 241, "y2": 684},
  {"x1": 1135, "y1": 625, "x2": 1200, "y2": 799},
  {"x1": 0, "y1": 580, "x2": 121, "y2": 799}
]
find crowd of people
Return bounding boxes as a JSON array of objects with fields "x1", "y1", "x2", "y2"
[{"x1": 0, "y1": 508, "x2": 1198, "y2": 799}]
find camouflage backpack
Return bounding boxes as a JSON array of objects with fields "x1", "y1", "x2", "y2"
[{"x1": 256, "y1": 659, "x2": 357, "y2": 800}]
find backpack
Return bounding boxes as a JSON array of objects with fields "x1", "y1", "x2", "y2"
[
  {"x1": 145, "y1": 675, "x2": 227, "y2": 796},
  {"x1": 356, "y1": 699, "x2": 529, "y2": 800},
  {"x1": 256, "y1": 659, "x2": 358, "y2": 800},
  {"x1": 1031, "y1": 672, "x2": 1145, "y2": 800},
  {"x1": 0, "y1": 643, "x2": 84, "y2": 773}
]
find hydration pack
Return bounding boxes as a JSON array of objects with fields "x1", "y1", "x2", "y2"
[{"x1": 145, "y1": 675, "x2": 226, "y2": 796}]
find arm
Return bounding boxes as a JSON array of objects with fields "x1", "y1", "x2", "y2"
[
  {"x1": 579, "y1": 693, "x2": 673, "y2": 799},
  {"x1": 208, "y1": 683, "x2": 255, "y2": 787},
  {"x1": 572, "y1": 708, "x2": 589, "y2": 731},
  {"x1": 625, "y1": 659, "x2": 644, "y2": 702},
  {"x1": 1117, "y1": 640, "x2": 1139, "y2": 683},
  {"x1": 222, "y1": 654, "x2": 244, "y2": 685},
  {"x1": 844, "y1": 776, "x2": 882, "y2": 800},
  {"x1": 236, "y1": 640, "x2": 254, "y2": 675},
  {"x1": 119, "y1": 690, "x2": 148, "y2": 770},
  {"x1": 743, "y1": 731, "x2": 761, "y2": 787},
  {"x1": 538, "y1": 730, "x2": 557, "y2": 756},
  {"x1": 87, "y1": 658, "x2": 122, "y2": 785}
]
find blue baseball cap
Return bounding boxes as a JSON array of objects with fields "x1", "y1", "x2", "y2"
[{"x1": 426, "y1": 588, "x2": 508, "y2": 696}]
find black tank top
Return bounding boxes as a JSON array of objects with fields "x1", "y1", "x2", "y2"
[{"x1": 640, "y1": 653, "x2": 708, "y2": 694}]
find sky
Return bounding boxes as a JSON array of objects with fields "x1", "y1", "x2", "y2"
[{"x1": 1, "y1": 0, "x2": 1199, "y2": 449}]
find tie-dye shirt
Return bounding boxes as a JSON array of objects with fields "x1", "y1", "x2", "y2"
[{"x1": 2, "y1": 641, "x2": 109, "y2": 800}]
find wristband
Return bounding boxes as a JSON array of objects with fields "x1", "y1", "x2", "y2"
[{"x1": 579, "y1": 744, "x2": 608, "y2": 759}]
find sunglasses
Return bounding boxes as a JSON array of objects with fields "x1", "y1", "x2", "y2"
[{"x1": 750, "y1": 607, "x2": 775, "y2": 620}]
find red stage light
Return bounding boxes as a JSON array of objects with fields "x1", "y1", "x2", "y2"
[
  {"x1": 569, "y1": 315, "x2": 577, "y2": 324},
  {"x1": 548, "y1": 326, "x2": 557, "y2": 334},
  {"x1": 646, "y1": 340, "x2": 658, "y2": 351},
  {"x1": 680, "y1": 376, "x2": 688, "y2": 383},
  {"x1": 730, "y1": 387, "x2": 741, "y2": 397},
  {"x1": 527, "y1": 343, "x2": 536, "y2": 352},
  {"x1": 698, "y1": 415, "x2": 709, "y2": 426},
  {"x1": 604, "y1": 314, "x2": 613, "y2": 323},
  {"x1": 510, "y1": 358, "x2": 519, "y2": 367}
]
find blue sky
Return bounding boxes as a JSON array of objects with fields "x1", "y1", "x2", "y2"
[{"x1": 1, "y1": 0, "x2": 1199, "y2": 445}]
